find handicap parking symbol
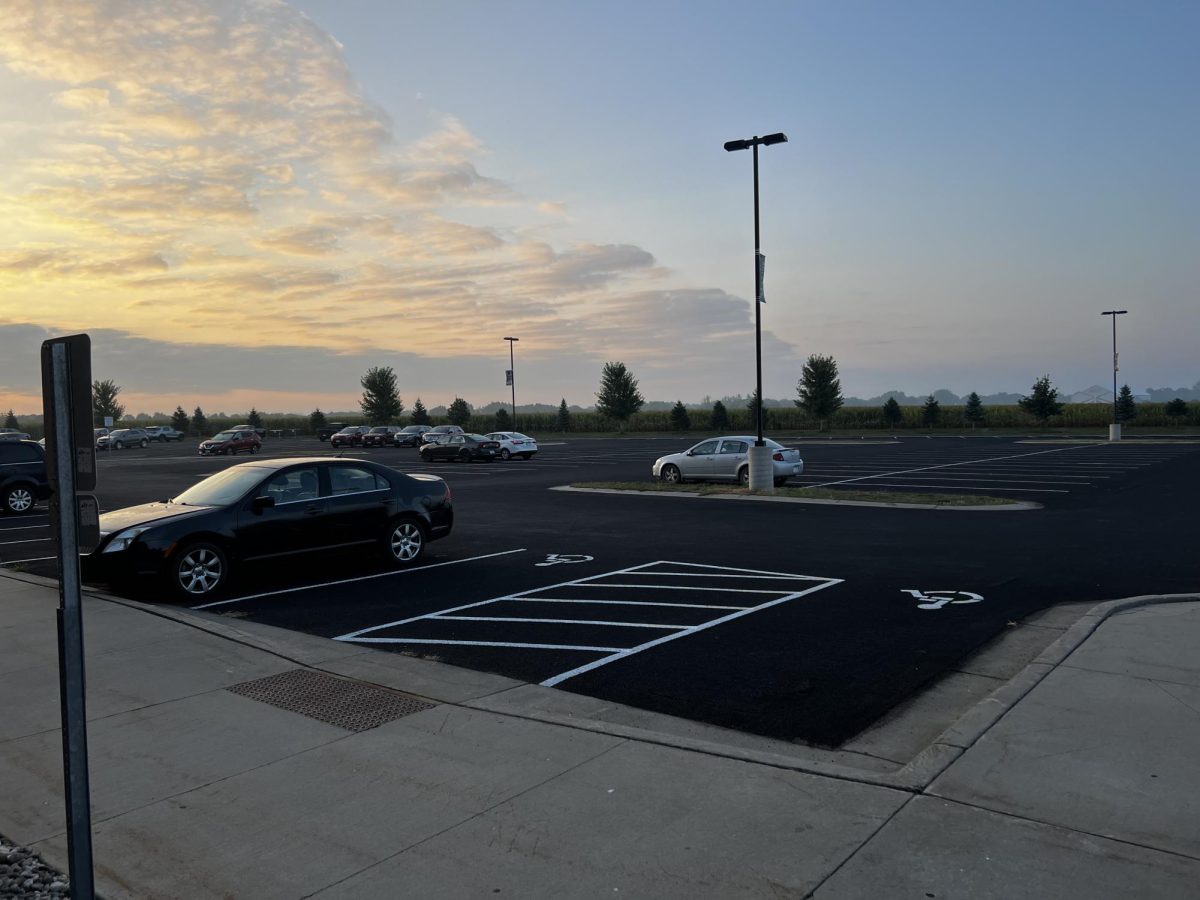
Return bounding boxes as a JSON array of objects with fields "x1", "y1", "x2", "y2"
[
  {"x1": 902, "y1": 589, "x2": 983, "y2": 610},
  {"x1": 536, "y1": 553, "x2": 595, "y2": 567}
]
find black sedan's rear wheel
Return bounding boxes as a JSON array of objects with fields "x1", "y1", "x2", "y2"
[
  {"x1": 457, "y1": 449, "x2": 471, "y2": 463},
  {"x1": 170, "y1": 542, "x2": 228, "y2": 599},
  {"x1": 383, "y1": 518, "x2": 425, "y2": 565}
]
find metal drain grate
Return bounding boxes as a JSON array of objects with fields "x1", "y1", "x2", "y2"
[{"x1": 227, "y1": 669, "x2": 434, "y2": 732}]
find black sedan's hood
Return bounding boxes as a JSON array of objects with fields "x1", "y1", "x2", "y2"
[{"x1": 99, "y1": 502, "x2": 214, "y2": 534}]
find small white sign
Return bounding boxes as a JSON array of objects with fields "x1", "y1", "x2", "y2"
[
  {"x1": 902, "y1": 589, "x2": 983, "y2": 610},
  {"x1": 536, "y1": 553, "x2": 594, "y2": 567},
  {"x1": 103, "y1": 416, "x2": 114, "y2": 427}
]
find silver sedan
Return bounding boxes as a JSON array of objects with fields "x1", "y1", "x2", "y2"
[{"x1": 652, "y1": 436, "x2": 804, "y2": 487}]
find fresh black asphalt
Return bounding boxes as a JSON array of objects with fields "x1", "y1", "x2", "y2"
[{"x1": 5, "y1": 436, "x2": 1198, "y2": 746}]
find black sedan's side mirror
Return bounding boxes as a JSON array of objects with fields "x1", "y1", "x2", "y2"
[{"x1": 251, "y1": 495, "x2": 276, "y2": 513}]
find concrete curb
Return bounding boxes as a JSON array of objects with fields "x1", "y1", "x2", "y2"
[{"x1": 550, "y1": 484, "x2": 1039, "y2": 512}]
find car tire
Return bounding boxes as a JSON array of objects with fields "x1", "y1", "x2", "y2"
[
  {"x1": 520, "y1": 453, "x2": 534, "y2": 460},
  {"x1": 115, "y1": 441, "x2": 125, "y2": 450},
  {"x1": 140, "y1": 439, "x2": 148, "y2": 448},
  {"x1": 661, "y1": 464, "x2": 683, "y2": 485},
  {"x1": 774, "y1": 477, "x2": 788, "y2": 487},
  {"x1": 382, "y1": 517, "x2": 425, "y2": 566},
  {"x1": 499, "y1": 448, "x2": 511, "y2": 460},
  {"x1": 457, "y1": 449, "x2": 471, "y2": 463},
  {"x1": 419, "y1": 451, "x2": 432, "y2": 463},
  {"x1": 2, "y1": 484, "x2": 35, "y2": 515},
  {"x1": 738, "y1": 466, "x2": 750, "y2": 486},
  {"x1": 170, "y1": 542, "x2": 229, "y2": 599}
]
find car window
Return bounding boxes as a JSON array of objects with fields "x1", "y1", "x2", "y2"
[
  {"x1": 0, "y1": 443, "x2": 41, "y2": 463},
  {"x1": 691, "y1": 440, "x2": 719, "y2": 455},
  {"x1": 263, "y1": 466, "x2": 321, "y2": 503},
  {"x1": 719, "y1": 440, "x2": 748, "y2": 454},
  {"x1": 329, "y1": 466, "x2": 384, "y2": 495},
  {"x1": 449, "y1": 435, "x2": 464, "y2": 444},
  {"x1": 173, "y1": 467, "x2": 271, "y2": 507}
]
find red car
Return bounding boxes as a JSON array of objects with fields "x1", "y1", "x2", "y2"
[
  {"x1": 330, "y1": 426, "x2": 371, "y2": 448},
  {"x1": 198, "y1": 430, "x2": 262, "y2": 456}
]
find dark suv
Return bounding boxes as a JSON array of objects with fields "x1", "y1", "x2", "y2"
[{"x1": 0, "y1": 440, "x2": 50, "y2": 515}]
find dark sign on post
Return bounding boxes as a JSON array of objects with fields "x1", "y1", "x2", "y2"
[{"x1": 41, "y1": 333, "x2": 96, "y2": 492}]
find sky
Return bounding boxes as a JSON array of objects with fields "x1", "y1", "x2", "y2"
[{"x1": 0, "y1": 0, "x2": 1196, "y2": 415}]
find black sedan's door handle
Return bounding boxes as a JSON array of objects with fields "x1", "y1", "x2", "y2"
[{"x1": 303, "y1": 505, "x2": 322, "y2": 516}]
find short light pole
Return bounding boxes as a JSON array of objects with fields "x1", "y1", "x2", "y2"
[
  {"x1": 503, "y1": 337, "x2": 519, "y2": 430},
  {"x1": 725, "y1": 131, "x2": 787, "y2": 491},
  {"x1": 1101, "y1": 310, "x2": 1127, "y2": 441}
]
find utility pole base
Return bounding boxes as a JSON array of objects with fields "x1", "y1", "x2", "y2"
[
  {"x1": 1109, "y1": 424, "x2": 1122, "y2": 442},
  {"x1": 748, "y1": 445, "x2": 775, "y2": 493}
]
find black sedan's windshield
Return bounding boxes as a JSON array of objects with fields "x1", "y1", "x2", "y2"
[{"x1": 172, "y1": 467, "x2": 268, "y2": 507}]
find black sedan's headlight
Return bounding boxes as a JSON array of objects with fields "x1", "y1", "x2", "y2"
[{"x1": 103, "y1": 525, "x2": 153, "y2": 553}]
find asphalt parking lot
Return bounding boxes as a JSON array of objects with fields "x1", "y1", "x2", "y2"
[{"x1": 4, "y1": 435, "x2": 1198, "y2": 745}]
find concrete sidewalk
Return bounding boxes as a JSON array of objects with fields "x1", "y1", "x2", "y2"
[{"x1": 2, "y1": 569, "x2": 1198, "y2": 898}]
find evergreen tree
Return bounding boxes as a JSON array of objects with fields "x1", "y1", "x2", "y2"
[
  {"x1": 921, "y1": 395, "x2": 941, "y2": 427},
  {"x1": 309, "y1": 408, "x2": 327, "y2": 433},
  {"x1": 92, "y1": 379, "x2": 124, "y2": 426},
  {"x1": 795, "y1": 354, "x2": 844, "y2": 430},
  {"x1": 494, "y1": 407, "x2": 511, "y2": 430},
  {"x1": 710, "y1": 400, "x2": 729, "y2": 431},
  {"x1": 247, "y1": 407, "x2": 263, "y2": 429},
  {"x1": 1115, "y1": 384, "x2": 1137, "y2": 422},
  {"x1": 882, "y1": 397, "x2": 903, "y2": 429},
  {"x1": 411, "y1": 398, "x2": 431, "y2": 426},
  {"x1": 359, "y1": 366, "x2": 404, "y2": 425},
  {"x1": 595, "y1": 361, "x2": 645, "y2": 427},
  {"x1": 170, "y1": 406, "x2": 190, "y2": 433},
  {"x1": 447, "y1": 397, "x2": 472, "y2": 426},
  {"x1": 670, "y1": 400, "x2": 690, "y2": 432},
  {"x1": 192, "y1": 406, "x2": 208, "y2": 436},
  {"x1": 963, "y1": 392, "x2": 985, "y2": 429},
  {"x1": 746, "y1": 388, "x2": 764, "y2": 432},
  {"x1": 4, "y1": 410, "x2": 17, "y2": 429},
  {"x1": 555, "y1": 398, "x2": 572, "y2": 432},
  {"x1": 1164, "y1": 398, "x2": 1188, "y2": 418},
  {"x1": 1018, "y1": 375, "x2": 1063, "y2": 425}
]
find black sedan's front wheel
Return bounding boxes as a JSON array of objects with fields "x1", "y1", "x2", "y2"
[
  {"x1": 382, "y1": 518, "x2": 425, "y2": 565},
  {"x1": 170, "y1": 542, "x2": 229, "y2": 599}
]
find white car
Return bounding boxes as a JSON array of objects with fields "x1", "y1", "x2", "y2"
[
  {"x1": 652, "y1": 436, "x2": 803, "y2": 487},
  {"x1": 485, "y1": 431, "x2": 538, "y2": 460}
]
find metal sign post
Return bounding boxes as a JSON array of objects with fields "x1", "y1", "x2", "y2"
[{"x1": 40, "y1": 333, "x2": 97, "y2": 900}]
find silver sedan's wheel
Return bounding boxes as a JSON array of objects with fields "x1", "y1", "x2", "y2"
[
  {"x1": 384, "y1": 519, "x2": 425, "y2": 565},
  {"x1": 3, "y1": 485, "x2": 34, "y2": 514},
  {"x1": 172, "y1": 543, "x2": 227, "y2": 597},
  {"x1": 499, "y1": 448, "x2": 511, "y2": 460},
  {"x1": 738, "y1": 466, "x2": 750, "y2": 486},
  {"x1": 661, "y1": 464, "x2": 682, "y2": 485}
]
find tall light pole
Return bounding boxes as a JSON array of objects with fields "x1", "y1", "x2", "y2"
[
  {"x1": 503, "y1": 337, "x2": 519, "y2": 430},
  {"x1": 725, "y1": 131, "x2": 787, "y2": 491},
  {"x1": 1101, "y1": 310, "x2": 1127, "y2": 440}
]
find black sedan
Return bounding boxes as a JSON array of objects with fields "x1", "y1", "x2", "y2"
[
  {"x1": 83, "y1": 458, "x2": 453, "y2": 599},
  {"x1": 418, "y1": 433, "x2": 499, "y2": 463}
]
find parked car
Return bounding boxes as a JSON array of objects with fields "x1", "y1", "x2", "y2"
[
  {"x1": 419, "y1": 433, "x2": 499, "y2": 463},
  {"x1": 97, "y1": 428, "x2": 151, "y2": 450},
  {"x1": 485, "y1": 431, "x2": 539, "y2": 460},
  {"x1": 652, "y1": 436, "x2": 804, "y2": 487},
  {"x1": 362, "y1": 425, "x2": 405, "y2": 447},
  {"x1": 316, "y1": 422, "x2": 349, "y2": 442},
  {"x1": 198, "y1": 430, "x2": 262, "y2": 456},
  {"x1": 145, "y1": 426, "x2": 185, "y2": 442},
  {"x1": 421, "y1": 425, "x2": 465, "y2": 445},
  {"x1": 330, "y1": 425, "x2": 372, "y2": 448},
  {"x1": 0, "y1": 429, "x2": 33, "y2": 442},
  {"x1": 93, "y1": 428, "x2": 110, "y2": 446},
  {"x1": 81, "y1": 457, "x2": 453, "y2": 598},
  {"x1": 395, "y1": 425, "x2": 431, "y2": 447},
  {"x1": 0, "y1": 440, "x2": 50, "y2": 514}
]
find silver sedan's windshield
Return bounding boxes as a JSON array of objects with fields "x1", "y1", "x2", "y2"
[{"x1": 172, "y1": 467, "x2": 267, "y2": 507}]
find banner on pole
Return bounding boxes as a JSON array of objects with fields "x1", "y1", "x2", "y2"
[
  {"x1": 505, "y1": 369, "x2": 513, "y2": 386},
  {"x1": 756, "y1": 252, "x2": 766, "y2": 303}
]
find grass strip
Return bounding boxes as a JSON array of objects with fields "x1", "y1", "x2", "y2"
[{"x1": 570, "y1": 481, "x2": 1014, "y2": 506}]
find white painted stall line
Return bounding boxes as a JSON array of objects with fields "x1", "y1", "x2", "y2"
[
  {"x1": 347, "y1": 638, "x2": 625, "y2": 651},
  {"x1": 811, "y1": 444, "x2": 1087, "y2": 488},
  {"x1": 0, "y1": 556, "x2": 56, "y2": 566},
  {"x1": 0, "y1": 524, "x2": 50, "y2": 533},
  {"x1": 0, "y1": 538, "x2": 53, "y2": 547},
  {"x1": 516, "y1": 598, "x2": 750, "y2": 610},
  {"x1": 435, "y1": 616, "x2": 688, "y2": 629},
  {"x1": 578, "y1": 582, "x2": 799, "y2": 594}
]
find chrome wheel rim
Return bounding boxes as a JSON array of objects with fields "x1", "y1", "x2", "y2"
[
  {"x1": 7, "y1": 488, "x2": 33, "y2": 512},
  {"x1": 389, "y1": 522, "x2": 423, "y2": 561},
  {"x1": 662, "y1": 466, "x2": 681, "y2": 484},
  {"x1": 500, "y1": 449, "x2": 510, "y2": 460},
  {"x1": 177, "y1": 547, "x2": 223, "y2": 595}
]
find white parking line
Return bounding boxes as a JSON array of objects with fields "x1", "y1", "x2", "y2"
[
  {"x1": 0, "y1": 524, "x2": 50, "y2": 532},
  {"x1": 811, "y1": 444, "x2": 1088, "y2": 488},
  {"x1": 0, "y1": 556, "x2": 56, "y2": 567},
  {"x1": 437, "y1": 616, "x2": 687, "y2": 629},
  {"x1": 0, "y1": 538, "x2": 53, "y2": 547}
]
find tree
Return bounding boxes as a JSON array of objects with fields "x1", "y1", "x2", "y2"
[
  {"x1": 963, "y1": 392, "x2": 985, "y2": 429},
  {"x1": 247, "y1": 407, "x2": 263, "y2": 429},
  {"x1": 411, "y1": 398, "x2": 431, "y2": 426},
  {"x1": 92, "y1": 379, "x2": 124, "y2": 426},
  {"x1": 670, "y1": 401, "x2": 690, "y2": 432},
  {"x1": 1115, "y1": 384, "x2": 1137, "y2": 422},
  {"x1": 555, "y1": 398, "x2": 572, "y2": 432},
  {"x1": 192, "y1": 406, "x2": 208, "y2": 436},
  {"x1": 494, "y1": 407, "x2": 511, "y2": 430},
  {"x1": 310, "y1": 408, "x2": 327, "y2": 433},
  {"x1": 171, "y1": 406, "x2": 189, "y2": 433},
  {"x1": 747, "y1": 388, "x2": 764, "y2": 432},
  {"x1": 921, "y1": 395, "x2": 941, "y2": 428},
  {"x1": 1019, "y1": 375, "x2": 1063, "y2": 425},
  {"x1": 795, "y1": 354, "x2": 844, "y2": 430},
  {"x1": 4, "y1": 410, "x2": 17, "y2": 429},
  {"x1": 595, "y1": 361, "x2": 644, "y2": 427},
  {"x1": 1164, "y1": 398, "x2": 1188, "y2": 418},
  {"x1": 360, "y1": 366, "x2": 404, "y2": 425},
  {"x1": 882, "y1": 397, "x2": 903, "y2": 429},
  {"x1": 447, "y1": 397, "x2": 472, "y2": 426},
  {"x1": 710, "y1": 400, "x2": 729, "y2": 431}
]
